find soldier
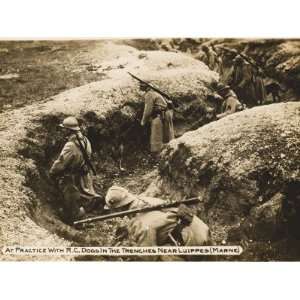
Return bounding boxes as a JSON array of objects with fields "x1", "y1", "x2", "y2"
[
  {"x1": 231, "y1": 55, "x2": 257, "y2": 108},
  {"x1": 216, "y1": 84, "x2": 244, "y2": 119},
  {"x1": 219, "y1": 49, "x2": 235, "y2": 85},
  {"x1": 200, "y1": 45, "x2": 222, "y2": 73},
  {"x1": 253, "y1": 68, "x2": 267, "y2": 105},
  {"x1": 49, "y1": 116, "x2": 102, "y2": 224},
  {"x1": 105, "y1": 186, "x2": 210, "y2": 260},
  {"x1": 140, "y1": 82, "x2": 174, "y2": 155}
]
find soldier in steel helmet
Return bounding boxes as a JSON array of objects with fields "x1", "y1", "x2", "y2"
[
  {"x1": 105, "y1": 185, "x2": 210, "y2": 260},
  {"x1": 49, "y1": 116, "x2": 103, "y2": 224},
  {"x1": 139, "y1": 82, "x2": 175, "y2": 155},
  {"x1": 231, "y1": 55, "x2": 257, "y2": 108}
]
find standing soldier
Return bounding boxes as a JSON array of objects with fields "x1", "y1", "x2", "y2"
[
  {"x1": 200, "y1": 45, "x2": 222, "y2": 73},
  {"x1": 231, "y1": 55, "x2": 257, "y2": 108},
  {"x1": 253, "y1": 68, "x2": 267, "y2": 105},
  {"x1": 219, "y1": 48, "x2": 235, "y2": 85},
  {"x1": 105, "y1": 186, "x2": 210, "y2": 260},
  {"x1": 49, "y1": 116, "x2": 102, "y2": 224},
  {"x1": 139, "y1": 82, "x2": 175, "y2": 155}
]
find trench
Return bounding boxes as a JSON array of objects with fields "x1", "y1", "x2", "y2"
[
  {"x1": 132, "y1": 38, "x2": 300, "y2": 104},
  {"x1": 15, "y1": 39, "x2": 300, "y2": 260},
  {"x1": 18, "y1": 101, "x2": 300, "y2": 261},
  {"x1": 17, "y1": 93, "x2": 215, "y2": 260}
]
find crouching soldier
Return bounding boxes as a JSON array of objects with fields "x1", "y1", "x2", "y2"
[
  {"x1": 216, "y1": 84, "x2": 245, "y2": 119},
  {"x1": 139, "y1": 82, "x2": 175, "y2": 155},
  {"x1": 105, "y1": 186, "x2": 210, "y2": 261},
  {"x1": 49, "y1": 116, "x2": 102, "y2": 224}
]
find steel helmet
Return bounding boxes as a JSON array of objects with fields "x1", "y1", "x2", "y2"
[
  {"x1": 59, "y1": 116, "x2": 80, "y2": 131},
  {"x1": 105, "y1": 186, "x2": 135, "y2": 209},
  {"x1": 216, "y1": 82, "x2": 230, "y2": 93},
  {"x1": 234, "y1": 55, "x2": 244, "y2": 64}
]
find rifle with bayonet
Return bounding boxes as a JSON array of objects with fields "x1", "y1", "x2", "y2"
[
  {"x1": 218, "y1": 46, "x2": 264, "y2": 74},
  {"x1": 73, "y1": 196, "x2": 200, "y2": 226},
  {"x1": 127, "y1": 72, "x2": 179, "y2": 111}
]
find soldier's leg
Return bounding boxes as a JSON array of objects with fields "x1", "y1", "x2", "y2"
[
  {"x1": 62, "y1": 184, "x2": 82, "y2": 224},
  {"x1": 150, "y1": 117, "x2": 163, "y2": 153},
  {"x1": 163, "y1": 110, "x2": 175, "y2": 143}
]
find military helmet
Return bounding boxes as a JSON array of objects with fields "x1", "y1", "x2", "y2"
[
  {"x1": 105, "y1": 186, "x2": 135, "y2": 209},
  {"x1": 234, "y1": 55, "x2": 244, "y2": 64},
  {"x1": 202, "y1": 44, "x2": 209, "y2": 52},
  {"x1": 139, "y1": 81, "x2": 149, "y2": 90},
  {"x1": 216, "y1": 82, "x2": 230, "y2": 93},
  {"x1": 59, "y1": 116, "x2": 80, "y2": 131}
]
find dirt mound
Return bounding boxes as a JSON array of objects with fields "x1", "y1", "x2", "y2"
[
  {"x1": 0, "y1": 43, "x2": 217, "y2": 261},
  {"x1": 155, "y1": 102, "x2": 300, "y2": 260}
]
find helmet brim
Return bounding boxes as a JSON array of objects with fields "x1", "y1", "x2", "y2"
[{"x1": 59, "y1": 124, "x2": 80, "y2": 131}]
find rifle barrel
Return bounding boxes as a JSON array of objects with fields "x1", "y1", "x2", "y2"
[
  {"x1": 219, "y1": 46, "x2": 264, "y2": 73},
  {"x1": 128, "y1": 72, "x2": 171, "y2": 100},
  {"x1": 73, "y1": 197, "x2": 200, "y2": 226}
]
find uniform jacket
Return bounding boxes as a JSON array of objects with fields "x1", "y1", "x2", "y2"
[
  {"x1": 202, "y1": 49, "x2": 222, "y2": 73},
  {"x1": 220, "y1": 65, "x2": 234, "y2": 85},
  {"x1": 232, "y1": 63, "x2": 256, "y2": 107},
  {"x1": 254, "y1": 75, "x2": 267, "y2": 104},
  {"x1": 127, "y1": 196, "x2": 210, "y2": 248},
  {"x1": 49, "y1": 132, "x2": 99, "y2": 201},
  {"x1": 141, "y1": 90, "x2": 174, "y2": 153},
  {"x1": 141, "y1": 90, "x2": 168, "y2": 125}
]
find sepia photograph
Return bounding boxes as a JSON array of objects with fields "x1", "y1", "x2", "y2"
[{"x1": 0, "y1": 37, "x2": 299, "y2": 262}]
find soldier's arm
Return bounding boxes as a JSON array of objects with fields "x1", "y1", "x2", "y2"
[
  {"x1": 216, "y1": 102, "x2": 228, "y2": 119},
  {"x1": 227, "y1": 98, "x2": 239, "y2": 114},
  {"x1": 141, "y1": 93, "x2": 154, "y2": 126},
  {"x1": 216, "y1": 112, "x2": 227, "y2": 119},
  {"x1": 49, "y1": 142, "x2": 75, "y2": 177},
  {"x1": 217, "y1": 100, "x2": 236, "y2": 119}
]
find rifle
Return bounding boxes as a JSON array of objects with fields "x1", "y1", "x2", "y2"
[
  {"x1": 73, "y1": 196, "x2": 200, "y2": 226},
  {"x1": 218, "y1": 46, "x2": 264, "y2": 74},
  {"x1": 128, "y1": 72, "x2": 179, "y2": 111},
  {"x1": 75, "y1": 133, "x2": 97, "y2": 176}
]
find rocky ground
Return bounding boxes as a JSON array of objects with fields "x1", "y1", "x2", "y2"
[{"x1": 0, "y1": 39, "x2": 299, "y2": 261}]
